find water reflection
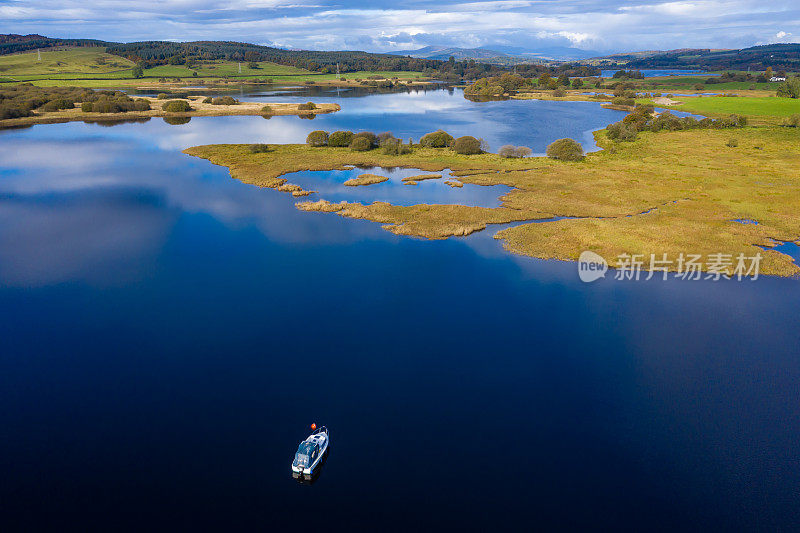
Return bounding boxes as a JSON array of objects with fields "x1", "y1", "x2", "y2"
[{"x1": 283, "y1": 166, "x2": 511, "y2": 208}]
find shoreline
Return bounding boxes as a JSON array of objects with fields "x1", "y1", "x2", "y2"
[
  {"x1": 183, "y1": 130, "x2": 800, "y2": 277},
  {"x1": 0, "y1": 95, "x2": 340, "y2": 129}
]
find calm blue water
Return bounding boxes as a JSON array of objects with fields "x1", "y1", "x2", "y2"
[
  {"x1": 1, "y1": 88, "x2": 799, "y2": 531},
  {"x1": 601, "y1": 69, "x2": 710, "y2": 78},
  {"x1": 284, "y1": 166, "x2": 510, "y2": 207}
]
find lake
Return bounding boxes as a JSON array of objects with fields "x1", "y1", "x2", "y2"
[{"x1": 1, "y1": 87, "x2": 798, "y2": 531}]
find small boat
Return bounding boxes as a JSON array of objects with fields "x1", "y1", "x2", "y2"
[{"x1": 291, "y1": 425, "x2": 329, "y2": 478}]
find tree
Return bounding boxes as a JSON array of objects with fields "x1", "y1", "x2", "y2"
[
  {"x1": 419, "y1": 130, "x2": 454, "y2": 148},
  {"x1": 557, "y1": 73, "x2": 570, "y2": 86},
  {"x1": 306, "y1": 130, "x2": 329, "y2": 146},
  {"x1": 765, "y1": 66, "x2": 773, "y2": 79},
  {"x1": 349, "y1": 136, "x2": 372, "y2": 151},
  {"x1": 328, "y1": 130, "x2": 354, "y2": 147},
  {"x1": 132, "y1": 65, "x2": 144, "y2": 78},
  {"x1": 776, "y1": 77, "x2": 800, "y2": 98},
  {"x1": 546, "y1": 138, "x2": 584, "y2": 161},
  {"x1": 571, "y1": 78, "x2": 584, "y2": 89},
  {"x1": 453, "y1": 136, "x2": 482, "y2": 155},
  {"x1": 537, "y1": 73, "x2": 551, "y2": 87},
  {"x1": 162, "y1": 100, "x2": 191, "y2": 112}
]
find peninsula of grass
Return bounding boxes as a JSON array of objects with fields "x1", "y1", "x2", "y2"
[
  {"x1": 402, "y1": 174, "x2": 442, "y2": 182},
  {"x1": 344, "y1": 173, "x2": 389, "y2": 186},
  {"x1": 184, "y1": 123, "x2": 800, "y2": 276},
  {"x1": 0, "y1": 87, "x2": 339, "y2": 128}
]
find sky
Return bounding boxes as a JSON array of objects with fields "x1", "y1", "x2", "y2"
[{"x1": 1, "y1": 0, "x2": 798, "y2": 55}]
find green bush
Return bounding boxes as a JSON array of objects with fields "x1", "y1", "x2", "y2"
[
  {"x1": 157, "y1": 93, "x2": 170, "y2": 100},
  {"x1": 203, "y1": 97, "x2": 213, "y2": 104},
  {"x1": 328, "y1": 130, "x2": 354, "y2": 147},
  {"x1": 553, "y1": 87, "x2": 566, "y2": 97},
  {"x1": 41, "y1": 98, "x2": 74, "y2": 112},
  {"x1": 81, "y1": 102, "x2": 93, "y2": 112},
  {"x1": 353, "y1": 131, "x2": 378, "y2": 148},
  {"x1": 606, "y1": 122, "x2": 638, "y2": 141},
  {"x1": 381, "y1": 138, "x2": 412, "y2": 155},
  {"x1": 211, "y1": 96, "x2": 238, "y2": 105},
  {"x1": 726, "y1": 138, "x2": 738, "y2": 147},
  {"x1": 261, "y1": 105, "x2": 273, "y2": 115},
  {"x1": 249, "y1": 143, "x2": 271, "y2": 153},
  {"x1": 419, "y1": 129, "x2": 454, "y2": 148},
  {"x1": 453, "y1": 136, "x2": 482, "y2": 155},
  {"x1": 298, "y1": 101, "x2": 317, "y2": 110},
  {"x1": 776, "y1": 77, "x2": 800, "y2": 98},
  {"x1": 306, "y1": 130, "x2": 328, "y2": 146},
  {"x1": 546, "y1": 138, "x2": 584, "y2": 161},
  {"x1": 0, "y1": 105, "x2": 33, "y2": 119},
  {"x1": 162, "y1": 100, "x2": 191, "y2": 112},
  {"x1": 349, "y1": 136, "x2": 372, "y2": 151},
  {"x1": 611, "y1": 96, "x2": 636, "y2": 106}
]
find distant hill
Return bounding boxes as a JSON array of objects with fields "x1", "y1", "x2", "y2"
[
  {"x1": 0, "y1": 34, "x2": 106, "y2": 55},
  {"x1": 595, "y1": 44, "x2": 800, "y2": 71},
  {"x1": 390, "y1": 45, "x2": 601, "y2": 64},
  {"x1": 391, "y1": 46, "x2": 516, "y2": 62}
]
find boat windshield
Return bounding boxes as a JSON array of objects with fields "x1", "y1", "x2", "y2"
[{"x1": 294, "y1": 442, "x2": 316, "y2": 467}]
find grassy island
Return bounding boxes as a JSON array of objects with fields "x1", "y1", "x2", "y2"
[
  {"x1": 343, "y1": 174, "x2": 389, "y2": 186},
  {"x1": 0, "y1": 86, "x2": 339, "y2": 128},
  {"x1": 185, "y1": 120, "x2": 800, "y2": 276}
]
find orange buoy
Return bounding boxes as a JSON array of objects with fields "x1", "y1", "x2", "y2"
[{"x1": 310, "y1": 423, "x2": 317, "y2": 430}]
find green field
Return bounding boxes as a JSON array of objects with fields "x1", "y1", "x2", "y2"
[
  {"x1": 675, "y1": 96, "x2": 800, "y2": 118},
  {"x1": 0, "y1": 47, "x2": 427, "y2": 87},
  {"x1": 0, "y1": 47, "x2": 135, "y2": 80},
  {"x1": 640, "y1": 76, "x2": 786, "y2": 92},
  {"x1": 144, "y1": 60, "x2": 312, "y2": 78}
]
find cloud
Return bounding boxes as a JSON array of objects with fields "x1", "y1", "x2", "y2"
[{"x1": 0, "y1": 0, "x2": 798, "y2": 53}]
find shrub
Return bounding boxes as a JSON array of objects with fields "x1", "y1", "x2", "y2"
[
  {"x1": 498, "y1": 145, "x2": 532, "y2": 158},
  {"x1": 553, "y1": 87, "x2": 566, "y2": 97},
  {"x1": 419, "y1": 129, "x2": 454, "y2": 148},
  {"x1": 162, "y1": 100, "x2": 191, "y2": 112},
  {"x1": 381, "y1": 138, "x2": 412, "y2": 155},
  {"x1": 81, "y1": 102, "x2": 93, "y2": 112},
  {"x1": 350, "y1": 136, "x2": 372, "y2": 151},
  {"x1": 784, "y1": 114, "x2": 800, "y2": 127},
  {"x1": 328, "y1": 130, "x2": 354, "y2": 147},
  {"x1": 157, "y1": 93, "x2": 170, "y2": 100},
  {"x1": 377, "y1": 131, "x2": 396, "y2": 145},
  {"x1": 41, "y1": 98, "x2": 74, "y2": 112},
  {"x1": 298, "y1": 102, "x2": 317, "y2": 110},
  {"x1": 726, "y1": 138, "x2": 738, "y2": 147},
  {"x1": 606, "y1": 121, "x2": 638, "y2": 141},
  {"x1": 0, "y1": 105, "x2": 33, "y2": 119},
  {"x1": 453, "y1": 136, "x2": 482, "y2": 155},
  {"x1": 261, "y1": 105, "x2": 273, "y2": 115},
  {"x1": 611, "y1": 96, "x2": 635, "y2": 106},
  {"x1": 203, "y1": 97, "x2": 213, "y2": 104},
  {"x1": 211, "y1": 96, "x2": 238, "y2": 105},
  {"x1": 776, "y1": 77, "x2": 800, "y2": 98},
  {"x1": 249, "y1": 143, "x2": 271, "y2": 153},
  {"x1": 353, "y1": 131, "x2": 378, "y2": 147},
  {"x1": 546, "y1": 138, "x2": 584, "y2": 161},
  {"x1": 306, "y1": 130, "x2": 329, "y2": 146}
]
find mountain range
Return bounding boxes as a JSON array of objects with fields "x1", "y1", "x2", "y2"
[{"x1": 389, "y1": 45, "x2": 602, "y2": 63}]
